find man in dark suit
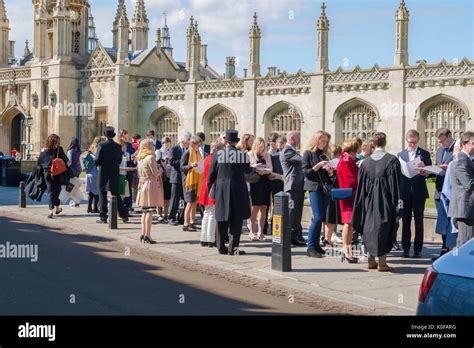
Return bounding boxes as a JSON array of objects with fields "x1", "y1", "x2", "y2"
[
  {"x1": 433, "y1": 128, "x2": 456, "y2": 257},
  {"x1": 448, "y1": 131, "x2": 474, "y2": 248},
  {"x1": 168, "y1": 132, "x2": 191, "y2": 225},
  {"x1": 95, "y1": 127, "x2": 129, "y2": 224},
  {"x1": 398, "y1": 129, "x2": 432, "y2": 258},
  {"x1": 280, "y1": 131, "x2": 306, "y2": 247},
  {"x1": 208, "y1": 130, "x2": 252, "y2": 255}
]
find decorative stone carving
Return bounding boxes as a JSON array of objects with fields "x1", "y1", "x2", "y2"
[{"x1": 326, "y1": 64, "x2": 389, "y2": 84}]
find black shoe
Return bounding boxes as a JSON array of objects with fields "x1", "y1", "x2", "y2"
[
  {"x1": 201, "y1": 242, "x2": 209, "y2": 247},
  {"x1": 208, "y1": 243, "x2": 216, "y2": 248},
  {"x1": 291, "y1": 240, "x2": 307, "y2": 247},
  {"x1": 440, "y1": 248, "x2": 449, "y2": 256},
  {"x1": 298, "y1": 237, "x2": 307, "y2": 244},
  {"x1": 392, "y1": 242, "x2": 401, "y2": 251},
  {"x1": 183, "y1": 225, "x2": 196, "y2": 232},
  {"x1": 87, "y1": 208, "x2": 93, "y2": 214},
  {"x1": 402, "y1": 251, "x2": 410, "y2": 258},
  {"x1": 218, "y1": 247, "x2": 229, "y2": 255},
  {"x1": 307, "y1": 248, "x2": 323, "y2": 258},
  {"x1": 341, "y1": 253, "x2": 359, "y2": 263},
  {"x1": 144, "y1": 236, "x2": 157, "y2": 244},
  {"x1": 229, "y1": 249, "x2": 246, "y2": 256},
  {"x1": 55, "y1": 208, "x2": 63, "y2": 215},
  {"x1": 122, "y1": 217, "x2": 129, "y2": 223},
  {"x1": 314, "y1": 246, "x2": 327, "y2": 255},
  {"x1": 93, "y1": 208, "x2": 100, "y2": 214},
  {"x1": 96, "y1": 219, "x2": 107, "y2": 224},
  {"x1": 322, "y1": 239, "x2": 335, "y2": 247},
  {"x1": 47, "y1": 213, "x2": 54, "y2": 219},
  {"x1": 140, "y1": 235, "x2": 144, "y2": 243},
  {"x1": 413, "y1": 252, "x2": 422, "y2": 258}
]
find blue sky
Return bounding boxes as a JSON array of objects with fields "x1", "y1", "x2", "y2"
[{"x1": 6, "y1": 0, "x2": 474, "y2": 75}]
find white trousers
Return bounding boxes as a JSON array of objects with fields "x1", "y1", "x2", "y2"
[{"x1": 201, "y1": 205, "x2": 217, "y2": 243}]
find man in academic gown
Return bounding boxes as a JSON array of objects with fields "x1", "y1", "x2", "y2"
[
  {"x1": 208, "y1": 130, "x2": 252, "y2": 255},
  {"x1": 351, "y1": 132, "x2": 403, "y2": 272}
]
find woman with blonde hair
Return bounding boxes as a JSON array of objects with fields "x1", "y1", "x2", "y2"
[
  {"x1": 248, "y1": 137, "x2": 273, "y2": 241},
  {"x1": 136, "y1": 138, "x2": 164, "y2": 244},
  {"x1": 302, "y1": 130, "x2": 334, "y2": 258},
  {"x1": 181, "y1": 135, "x2": 204, "y2": 231}
]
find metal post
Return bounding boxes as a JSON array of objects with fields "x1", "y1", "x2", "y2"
[
  {"x1": 109, "y1": 196, "x2": 118, "y2": 230},
  {"x1": 19, "y1": 181, "x2": 26, "y2": 208},
  {"x1": 272, "y1": 192, "x2": 291, "y2": 272}
]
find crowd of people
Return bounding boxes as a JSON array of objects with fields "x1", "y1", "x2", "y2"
[{"x1": 32, "y1": 125, "x2": 474, "y2": 268}]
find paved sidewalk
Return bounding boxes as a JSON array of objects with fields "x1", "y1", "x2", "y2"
[{"x1": 0, "y1": 186, "x2": 441, "y2": 315}]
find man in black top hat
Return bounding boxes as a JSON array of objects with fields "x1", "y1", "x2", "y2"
[
  {"x1": 95, "y1": 126, "x2": 129, "y2": 224},
  {"x1": 208, "y1": 130, "x2": 252, "y2": 255}
]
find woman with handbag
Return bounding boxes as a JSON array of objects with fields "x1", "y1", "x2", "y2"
[
  {"x1": 38, "y1": 134, "x2": 69, "y2": 218},
  {"x1": 302, "y1": 131, "x2": 334, "y2": 258},
  {"x1": 336, "y1": 139, "x2": 360, "y2": 263},
  {"x1": 198, "y1": 141, "x2": 224, "y2": 248},
  {"x1": 83, "y1": 136, "x2": 105, "y2": 214},
  {"x1": 136, "y1": 139, "x2": 164, "y2": 244},
  {"x1": 248, "y1": 137, "x2": 273, "y2": 241}
]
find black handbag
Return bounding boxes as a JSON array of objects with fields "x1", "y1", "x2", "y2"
[{"x1": 315, "y1": 156, "x2": 334, "y2": 196}]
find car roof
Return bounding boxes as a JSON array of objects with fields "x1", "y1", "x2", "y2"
[{"x1": 433, "y1": 239, "x2": 474, "y2": 279}]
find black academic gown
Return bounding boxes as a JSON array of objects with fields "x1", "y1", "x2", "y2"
[{"x1": 351, "y1": 153, "x2": 403, "y2": 257}]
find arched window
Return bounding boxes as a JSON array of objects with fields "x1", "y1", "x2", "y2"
[
  {"x1": 264, "y1": 102, "x2": 302, "y2": 139},
  {"x1": 341, "y1": 104, "x2": 377, "y2": 141},
  {"x1": 203, "y1": 105, "x2": 236, "y2": 142},
  {"x1": 423, "y1": 101, "x2": 466, "y2": 154},
  {"x1": 153, "y1": 111, "x2": 179, "y2": 145}
]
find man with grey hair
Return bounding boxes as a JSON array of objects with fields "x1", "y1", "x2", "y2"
[
  {"x1": 168, "y1": 132, "x2": 192, "y2": 225},
  {"x1": 448, "y1": 131, "x2": 474, "y2": 248},
  {"x1": 280, "y1": 131, "x2": 306, "y2": 247}
]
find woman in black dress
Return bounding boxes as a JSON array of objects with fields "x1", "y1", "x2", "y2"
[
  {"x1": 248, "y1": 137, "x2": 273, "y2": 241},
  {"x1": 322, "y1": 144, "x2": 342, "y2": 246},
  {"x1": 38, "y1": 134, "x2": 69, "y2": 218}
]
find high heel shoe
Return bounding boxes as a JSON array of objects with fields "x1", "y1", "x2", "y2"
[
  {"x1": 341, "y1": 253, "x2": 359, "y2": 264},
  {"x1": 47, "y1": 212, "x2": 54, "y2": 219},
  {"x1": 144, "y1": 236, "x2": 157, "y2": 244},
  {"x1": 322, "y1": 239, "x2": 334, "y2": 247},
  {"x1": 87, "y1": 208, "x2": 93, "y2": 214},
  {"x1": 248, "y1": 233, "x2": 258, "y2": 241},
  {"x1": 55, "y1": 208, "x2": 63, "y2": 215},
  {"x1": 140, "y1": 235, "x2": 145, "y2": 243}
]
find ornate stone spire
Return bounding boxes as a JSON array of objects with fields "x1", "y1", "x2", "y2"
[
  {"x1": 0, "y1": 0, "x2": 9, "y2": 67},
  {"x1": 52, "y1": 0, "x2": 71, "y2": 61},
  {"x1": 131, "y1": 0, "x2": 149, "y2": 51},
  {"x1": 394, "y1": 0, "x2": 409, "y2": 66},
  {"x1": 132, "y1": 0, "x2": 148, "y2": 22},
  {"x1": 0, "y1": 0, "x2": 8, "y2": 21},
  {"x1": 189, "y1": 25, "x2": 201, "y2": 81},
  {"x1": 248, "y1": 12, "x2": 261, "y2": 77},
  {"x1": 23, "y1": 40, "x2": 31, "y2": 57},
  {"x1": 317, "y1": 1, "x2": 329, "y2": 30},
  {"x1": 316, "y1": 1, "x2": 329, "y2": 72},
  {"x1": 186, "y1": 16, "x2": 197, "y2": 70},
  {"x1": 112, "y1": 0, "x2": 125, "y2": 49},
  {"x1": 117, "y1": 1, "x2": 130, "y2": 61}
]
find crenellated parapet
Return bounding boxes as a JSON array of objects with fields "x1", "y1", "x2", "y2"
[
  {"x1": 197, "y1": 76, "x2": 244, "y2": 99},
  {"x1": 325, "y1": 64, "x2": 390, "y2": 92},
  {"x1": 404, "y1": 58, "x2": 474, "y2": 88},
  {"x1": 257, "y1": 70, "x2": 311, "y2": 96}
]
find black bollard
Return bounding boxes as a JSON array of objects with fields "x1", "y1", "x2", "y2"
[
  {"x1": 109, "y1": 195, "x2": 118, "y2": 230},
  {"x1": 271, "y1": 192, "x2": 291, "y2": 272},
  {"x1": 19, "y1": 181, "x2": 26, "y2": 208}
]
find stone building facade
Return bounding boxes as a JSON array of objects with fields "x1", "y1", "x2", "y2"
[{"x1": 0, "y1": 0, "x2": 472, "y2": 158}]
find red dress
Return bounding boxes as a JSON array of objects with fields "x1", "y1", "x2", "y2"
[
  {"x1": 336, "y1": 152, "x2": 359, "y2": 224},
  {"x1": 198, "y1": 155, "x2": 215, "y2": 206}
]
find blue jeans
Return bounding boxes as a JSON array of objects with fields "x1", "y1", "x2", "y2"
[{"x1": 307, "y1": 188, "x2": 330, "y2": 249}]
